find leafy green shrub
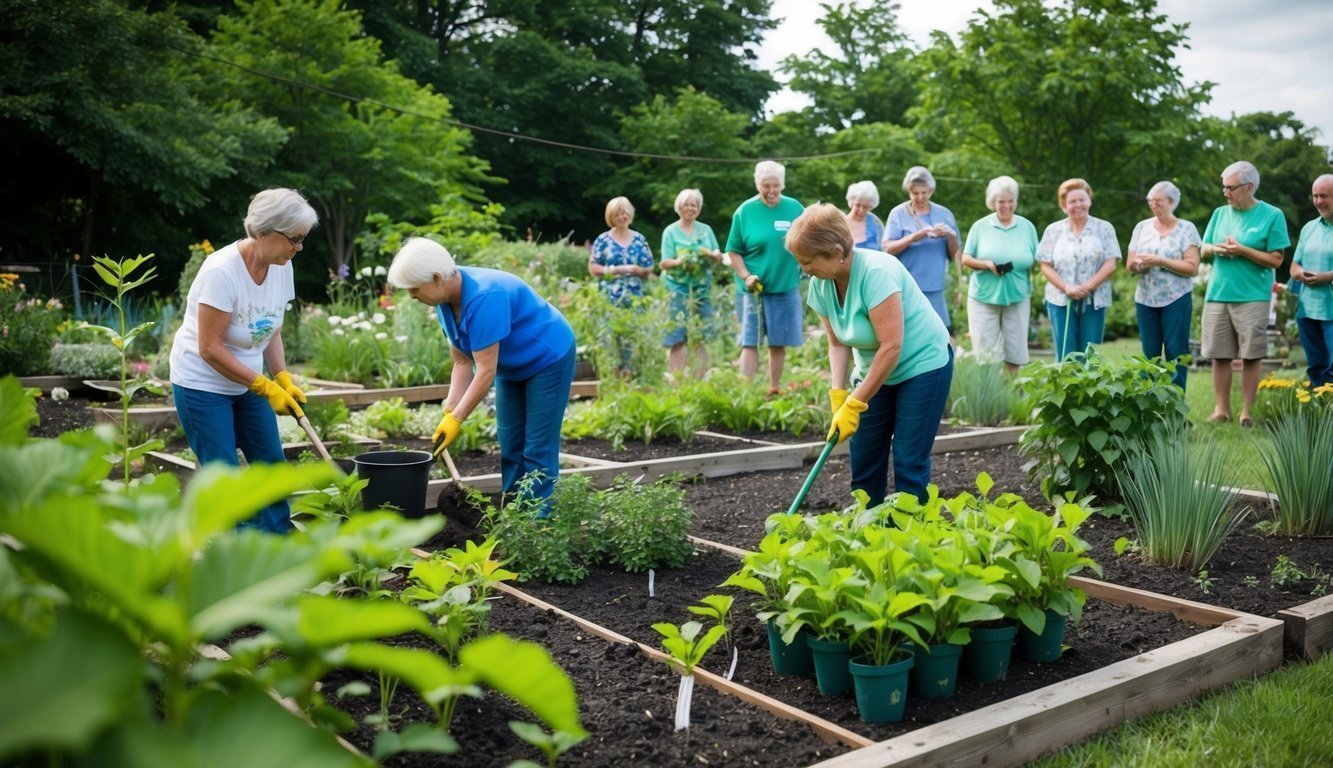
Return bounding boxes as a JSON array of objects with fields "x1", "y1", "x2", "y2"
[
  {"x1": 1017, "y1": 350, "x2": 1189, "y2": 511},
  {"x1": 1114, "y1": 427, "x2": 1248, "y2": 571},
  {"x1": 365, "y1": 397, "x2": 412, "y2": 438},
  {"x1": 592, "y1": 476, "x2": 695, "y2": 572},
  {"x1": 0, "y1": 274, "x2": 62, "y2": 375},
  {"x1": 304, "y1": 398, "x2": 353, "y2": 442},
  {"x1": 48, "y1": 342, "x2": 122, "y2": 378},
  {"x1": 483, "y1": 475, "x2": 597, "y2": 584},
  {"x1": 1256, "y1": 408, "x2": 1333, "y2": 536}
]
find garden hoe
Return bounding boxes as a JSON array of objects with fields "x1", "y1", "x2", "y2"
[
  {"x1": 785, "y1": 432, "x2": 838, "y2": 515},
  {"x1": 296, "y1": 412, "x2": 334, "y2": 462}
]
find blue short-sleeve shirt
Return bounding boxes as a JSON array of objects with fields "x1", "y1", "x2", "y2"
[{"x1": 437, "y1": 267, "x2": 575, "y2": 380}]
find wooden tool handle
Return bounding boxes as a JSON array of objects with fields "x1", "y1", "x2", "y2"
[{"x1": 297, "y1": 416, "x2": 333, "y2": 462}]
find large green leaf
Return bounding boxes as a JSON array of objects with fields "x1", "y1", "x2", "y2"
[
  {"x1": 461, "y1": 634, "x2": 584, "y2": 737},
  {"x1": 342, "y1": 642, "x2": 465, "y2": 701},
  {"x1": 0, "y1": 439, "x2": 108, "y2": 514},
  {"x1": 294, "y1": 595, "x2": 433, "y2": 646},
  {"x1": 0, "y1": 612, "x2": 142, "y2": 760},
  {"x1": 0, "y1": 376, "x2": 37, "y2": 446},
  {"x1": 182, "y1": 462, "x2": 340, "y2": 545},
  {"x1": 186, "y1": 533, "x2": 352, "y2": 641}
]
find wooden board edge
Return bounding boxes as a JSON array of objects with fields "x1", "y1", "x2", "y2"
[
  {"x1": 1069, "y1": 576, "x2": 1247, "y2": 627},
  {"x1": 806, "y1": 615, "x2": 1283, "y2": 768},
  {"x1": 1277, "y1": 593, "x2": 1333, "y2": 660}
]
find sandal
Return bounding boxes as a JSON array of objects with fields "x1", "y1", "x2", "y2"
[
  {"x1": 1240, "y1": 417, "x2": 1254, "y2": 429},
  {"x1": 1207, "y1": 413, "x2": 1230, "y2": 423}
]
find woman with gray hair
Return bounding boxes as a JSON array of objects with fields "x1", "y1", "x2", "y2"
[
  {"x1": 169, "y1": 188, "x2": 318, "y2": 533},
  {"x1": 389, "y1": 237, "x2": 576, "y2": 515},
  {"x1": 1126, "y1": 181, "x2": 1201, "y2": 389},
  {"x1": 845, "y1": 180, "x2": 884, "y2": 251},
  {"x1": 725, "y1": 160, "x2": 806, "y2": 394},
  {"x1": 660, "y1": 188, "x2": 723, "y2": 378},
  {"x1": 884, "y1": 166, "x2": 960, "y2": 330},
  {"x1": 959, "y1": 176, "x2": 1039, "y2": 372}
]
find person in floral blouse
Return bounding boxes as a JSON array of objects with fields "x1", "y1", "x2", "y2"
[
  {"x1": 588, "y1": 196, "x2": 655, "y2": 375},
  {"x1": 660, "y1": 188, "x2": 723, "y2": 379},
  {"x1": 1125, "y1": 181, "x2": 1201, "y2": 389},
  {"x1": 1037, "y1": 178, "x2": 1121, "y2": 360}
]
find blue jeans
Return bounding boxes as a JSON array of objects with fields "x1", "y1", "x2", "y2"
[
  {"x1": 1048, "y1": 300, "x2": 1106, "y2": 361},
  {"x1": 495, "y1": 346, "x2": 575, "y2": 513},
  {"x1": 1137, "y1": 293, "x2": 1192, "y2": 390},
  {"x1": 172, "y1": 384, "x2": 292, "y2": 533},
  {"x1": 1297, "y1": 316, "x2": 1333, "y2": 386},
  {"x1": 849, "y1": 347, "x2": 954, "y2": 506}
]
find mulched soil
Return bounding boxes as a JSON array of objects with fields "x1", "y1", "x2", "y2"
[{"x1": 27, "y1": 394, "x2": 1332, "y2": 766}]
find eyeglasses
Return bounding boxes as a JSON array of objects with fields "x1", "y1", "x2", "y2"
[
  {"x1": 1222, "y1": 183, "x2": 1251, "y2": 194},
  {"x1": 274, "y1": 231, "x2": 306, "y2": 246}
]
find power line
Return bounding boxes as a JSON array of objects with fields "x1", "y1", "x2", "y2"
[{"x1": 172, "y1": 44, "x2": 876, "y2": 165}]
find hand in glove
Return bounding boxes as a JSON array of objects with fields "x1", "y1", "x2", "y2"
[
  {"x1": 249, "y1": 374, "x2": 304, "y2": 418},
  {"x1": 274, "y1": 371, "x2": 307, "y2": 406},
  {"x1": 828, "y1": 388, "x2": 848, "y2": 416},
  {"x1": 827, "y1": 395, "x2": 868, "y2": 444},
  {"x1": 432, "y1": 411, "x2": 463, "y2": 456}
]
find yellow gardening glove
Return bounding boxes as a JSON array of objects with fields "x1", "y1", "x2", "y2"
[
  {"x1": 274, "y1": 371, "x2": 307, "y2": 406},
  {"x1": 432, "y1": 411, "x2": 463, "y2": 457},
  {"x1": 827, "y1": 395, "x2": 868, "y2": 445},
  {"x1": 828, "y1": 388, "x2": 849, "y2": 416},
  {"x1": 249, "y1": 374, "x2": 304, "y2": 418}
]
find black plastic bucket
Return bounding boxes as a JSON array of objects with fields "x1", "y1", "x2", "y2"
[{"x1": 352, "y1": 450, "x2": 434, "y2": 518}]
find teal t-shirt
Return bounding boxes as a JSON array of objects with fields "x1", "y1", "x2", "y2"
[
  {"x1": 1202, "y1": 201, "x2": 1290, "y2": 302},
  {"x1": 724, "y1": 194, "x2": 804, "y2": 294},
  {"x1": 963, "y1": 213, "x2": 1039, "y2": 306},
  {"x1": 661, "y1": 220, "x2": 719, "y2": 292},
  {"x1": 806, "y1": 248, "x2": 951, "y2": 385},
  {"x1": 1294, "y1": 217, "x2": 1333, "y2": 321}
]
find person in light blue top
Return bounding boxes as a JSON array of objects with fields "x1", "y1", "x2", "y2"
[
  {"x1": 1125, "y1": 181, "x2": 1201, "y2": 390},
  {"x1": 1290, "y1": 174, "x2": 1333, "y2": 386},
  {"x1": 884, "y1": 166, "x2": 960, "y2": 331},
  {"x1": 845, "y1": 180, "x2": 884, "y2": 251},
  {"x1": 790, "y1": 203, "x2": 953, "y2": 506},
  {"x1": 1037, "y1": 178, "x2": 1121, "y2": 361},
  {"x1": 389, "y1": 237, "x2": 576, "y2": 514},
  {"x1": 660, "y1": 188, "x2": 723, "y2": 380},
  {"x1": 960, "y1": 175, "x2": 1039, "y2": 372}
]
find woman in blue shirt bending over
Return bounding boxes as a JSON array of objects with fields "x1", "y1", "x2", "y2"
[
  {"x1": 389, "y1": 237, "x2": 576, "y2": 514},
  {"x1": 789, "y1": 204, "x2": 954, "y2": 506}
]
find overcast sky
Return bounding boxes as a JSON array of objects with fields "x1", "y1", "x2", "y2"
[{"x1": 759, "y1": 0, "x2": 1332, "y2": 149}]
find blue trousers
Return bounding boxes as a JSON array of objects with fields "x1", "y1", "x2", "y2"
[
  {"x1": 495, "y1": 346, "x2": 575, "y2": 513},
  {"x1": 1137, "y1": 293, "x2": 1192, "y2": 390},
  {"x1": 850, "y1": 347, "x2": 954, "y2": 506},
  {"x1": 1048, "y1": 300, "x2": 1106, "y2": 361},
  {"x1": 172, "y1": 384, "x2": 292, "y2": 533},
  {"x1": 1297, "y1": 316, "x2": 1333, "y2": 387}
]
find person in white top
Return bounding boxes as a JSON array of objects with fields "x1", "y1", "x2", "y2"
[{"x1": 169, "y1": 188, "x2": 317, "y2": 533}]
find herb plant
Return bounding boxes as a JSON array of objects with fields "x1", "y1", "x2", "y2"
[{"x1": 1255, "y1": 408, "x2": 1333, "y2": 535}]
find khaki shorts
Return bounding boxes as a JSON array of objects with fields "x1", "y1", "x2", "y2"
[
  {"x1": 967, "y1": 296, "x2": 1030, "y2": 365},
  {"x1": 1200, "y1": 301, "x2": 1268, "y2": 360}
]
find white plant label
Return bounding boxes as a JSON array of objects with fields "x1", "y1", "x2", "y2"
[
  {"x1": 726, "y1": 646, "x2": 738, "y2": 681},
  {"x1": 674, "y1": 674, "x2": 694, "y2": 731},
  {"x1": 648, "y1": 568, "x2": 655, "y2": 597}
]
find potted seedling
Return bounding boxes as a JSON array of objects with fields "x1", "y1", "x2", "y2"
[
  {"x1": 652, "y1": 620, "x2": 727, "y2": 731},
  {"x1": 834, "y1": 580, "x2": 929, "y2": 724},
  {"x1": 723, "y1": 531, "x2": 812, "y2": 675},
  {"x1": 775, "y1": 551, "x2": 865, "y2": 698}
]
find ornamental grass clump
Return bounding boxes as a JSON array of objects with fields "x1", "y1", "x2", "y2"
[
  {"x1": 1113, "y1": 427, "x2": 1248, "y2": 571},
  {"x1": 948, "y1": 356, "x2": 1028, "y2": 426},
  {"x1": 1255, "y1": 407, "x2": 1333, "y2": 536}
]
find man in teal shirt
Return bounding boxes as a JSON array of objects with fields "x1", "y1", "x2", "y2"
[
  {"x1": 726, "y1": 160, "x2": 805, "y2": 394},
  {"x1": 1291, "y1": 174, "x2": 1333, "y2": 386},
  {"x1": 1200, "y1": 161, "x2": 1290, "y2": 426}
]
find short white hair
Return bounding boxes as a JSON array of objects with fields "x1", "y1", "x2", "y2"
[
  {"x1": 674, "y1": 188, "x2": 703, "y2": 215},
  {"x1": 902, "y1": 166, "x2": 936, "y2": 193},
  {"x1": 845, "y1": 180, "x2": 880, "y2": 209},
  {"x1": 1147, "y1": 180, "x2": 1181, "y2": 210},
  {"x1": 985, "y1": 176, "x2": 1019, "y2": 211},
  {"x1": 1222, "y1": 160, "x2": 1260, "y2": 192},
  {"x1": 754, "y1": 160, "x2": 786, "y2": 187},
  {"x1": 243, "y1": 188, "x2": 318, "y2": 239},
  {"x1": 387, "y1": 237, "x2": 457, "y2": 289}
]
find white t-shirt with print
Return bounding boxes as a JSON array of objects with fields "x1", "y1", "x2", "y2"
[{"x1": 169, "y1": 241, "x2": 295, "y2": 394}]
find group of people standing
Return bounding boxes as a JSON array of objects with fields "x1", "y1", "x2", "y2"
[{"x1": 168, "y1": 158, "x2": 1333, "y2": 531}]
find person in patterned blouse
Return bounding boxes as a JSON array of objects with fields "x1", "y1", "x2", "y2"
[
  {"x1": 1037, "y1": 178, "x2": 1121, "y2": 360},
  {"x1": 1125, "y1": 181, "x2": 1201, "y2": 390},
  {"x1": 588, "y1": 196, "x2": 655, "y2": 376}
]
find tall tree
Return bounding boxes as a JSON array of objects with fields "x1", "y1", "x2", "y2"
[
  {"x1": 913, "y1": 0, "x2": 1214, "y2": 230},
  {"x1": 778, "y1": 0, "x2": 918, "y2": 130}
]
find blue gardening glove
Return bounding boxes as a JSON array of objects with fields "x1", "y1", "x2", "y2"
[
  {"x1": 249, "y1": 374, "x2": 304, "y2": 418},
  {"x1": 827, "y1": 395, "x2": 868, "y2": 444},
  {"x1": 274, "y1": 371, "x2": 306, "y2": 406},
  {"x1": 432, "y1": 411, "x2": 463, "y2": 456}
]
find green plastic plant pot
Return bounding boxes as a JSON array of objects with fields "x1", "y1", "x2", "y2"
[
  {"x1": 806, "y1": 635, "x2": 853, "y2": 697},
  {"x1": 766, "y1": 620, "x2": 812, "y2": 676},
  {"x1": 1017, "y1": 609, "x2": 1068, "y2": 663},
  {"x1": 964, "y1": 623, "x2": 1018, "y2": 683},
  {"x1": 849, "y1": 653, "x2": 914, "y2": 724},
  {"x1": 910, "y1": 642, "x2": 964, "y2": 699}
]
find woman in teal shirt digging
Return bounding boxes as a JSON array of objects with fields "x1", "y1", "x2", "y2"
[{"x1": 787, "y1": 203, "x2": 954, "y2": 505}]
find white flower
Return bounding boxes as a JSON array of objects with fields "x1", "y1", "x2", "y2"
[
  {"x1": 374, "y1": 265, "x2": 387, "y2": 276},
  {"x1": 51, "y1": 387, "x2": 69, "y2": 402},
  {"x1": 359, "y1": 266, "x2": 373, "y2": 278},
  {"x1": 285, "y1": 302, "x2": 293, "y2": 312},
  {"x1": 332, "y1": 328, "x2": 345, "y2": 336},
  {"x1": 357, "y1": 321, "x2": 373, "y2": 332},
  {"x1": 372, "y1": 313, "x2": 386, "y2": 325},
  {"x1": 375, "y1": 332, "x2": 387, "y2": 340},
  {"x1": 357, "y1": 311, "x2": 367, "y2": 320},
  {"x1": 395, "y1": 335, "x2": 408, "y2": 343},
  {"x1": 327, "y1": 316, "x2": 343, "y2": 326}
]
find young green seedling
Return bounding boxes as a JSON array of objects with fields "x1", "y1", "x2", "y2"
[
  {"x1": 687, "y1": 594, "x2": 736, "y2": 679},
  {"x1": 509, "y1": 722, "x2": 588, "y2": 768},
  {"x1": 652, "y1": 620, "x2": 727, "y2": 731}
]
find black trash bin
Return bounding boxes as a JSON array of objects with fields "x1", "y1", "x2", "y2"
[{"x1": 352, "y1": 450, "x2": 434, "y2": 518}]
